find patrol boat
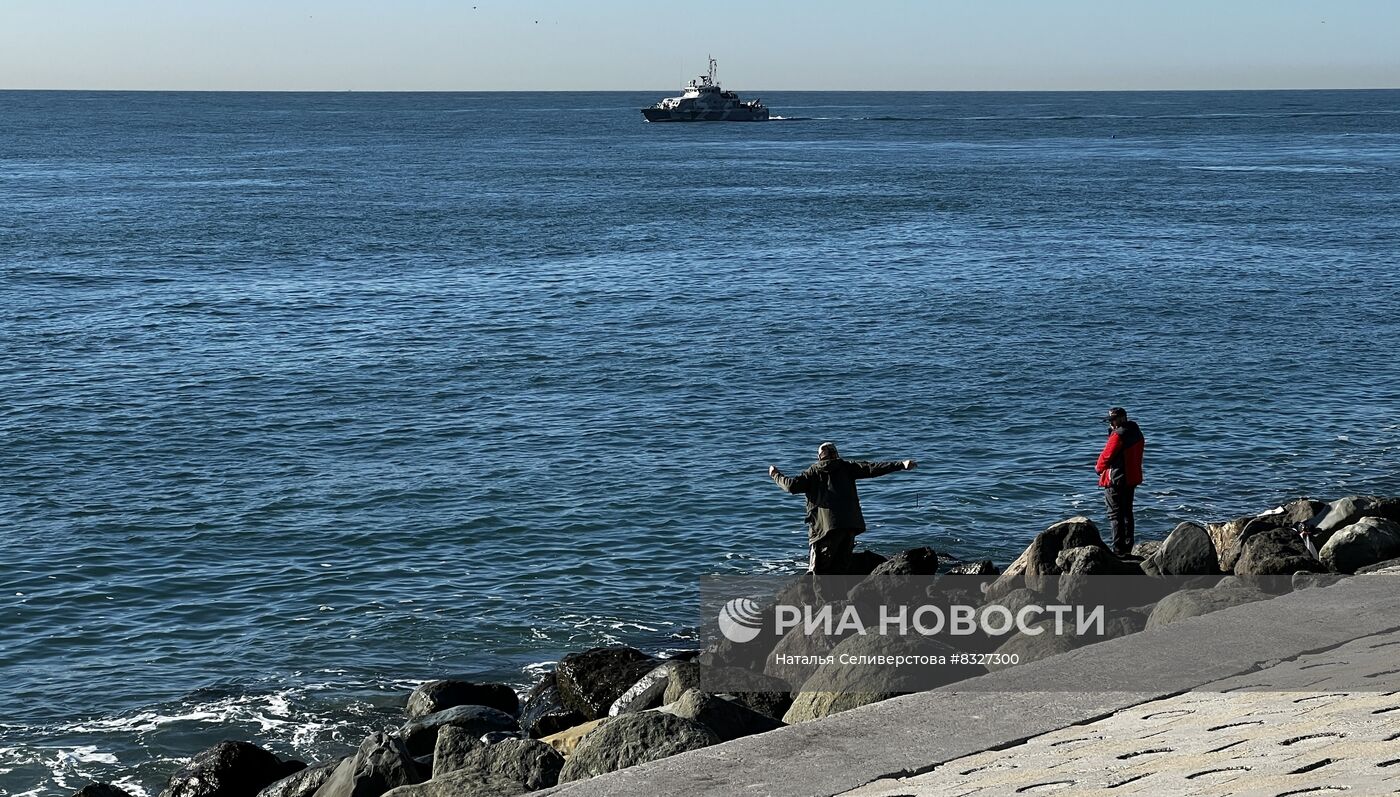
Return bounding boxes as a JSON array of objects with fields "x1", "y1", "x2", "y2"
[{"x1": 641, "y1": 57, "x2": 770, "y2": 122}]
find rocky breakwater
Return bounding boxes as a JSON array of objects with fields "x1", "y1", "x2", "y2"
[{"x1": 70, "y1": 494, "x2": 1400, "y2": 797}]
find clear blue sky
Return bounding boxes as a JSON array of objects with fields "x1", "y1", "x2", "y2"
[{"x1": 2, "y1": 0, "x2": 1398, "y2": 91}]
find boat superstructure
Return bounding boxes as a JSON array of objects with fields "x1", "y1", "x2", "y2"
[{"x1": 641, "y1": 57, "x2": 770, "y2": 122}]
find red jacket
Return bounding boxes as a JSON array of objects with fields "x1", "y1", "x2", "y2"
[{"x1": 1096, "y1": 421, "x2": 1144, "y2": 488}]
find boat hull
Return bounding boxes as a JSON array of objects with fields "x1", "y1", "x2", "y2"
[{"x1": 641, "y1": 107, "x2": 770, "y2": 122}]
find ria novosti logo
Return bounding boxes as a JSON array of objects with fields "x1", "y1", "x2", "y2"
[
  {"x1": 716, "y1": 598, "x2": 1106, "y2": 643},
  {"x1": 717, "y1": 597, "x2": 765, "y2": 643}
]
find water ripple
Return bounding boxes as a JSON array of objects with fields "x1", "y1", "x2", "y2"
[{"x1": 2, "y1": 88, "x2": 1399, "y2": 796}]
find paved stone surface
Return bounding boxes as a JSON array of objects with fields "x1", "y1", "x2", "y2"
[
  {"x1": 538, "y1": 576, "x2": 1400, "y2": 797},
  {"x1": 843, "y1": 629, "x2": 1400, "y2": 796}
]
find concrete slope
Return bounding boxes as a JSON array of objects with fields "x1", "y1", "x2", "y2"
[{"x1": 539, "y1": 575, "x2": 1400, "y2": 797}]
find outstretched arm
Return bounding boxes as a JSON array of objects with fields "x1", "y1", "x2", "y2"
[
  {"x1": 769, "y1": 465, "x2": 809, "y2": 494},
  {"x1": 849, "y1": 459, "x2": 916, "y2": 479}
]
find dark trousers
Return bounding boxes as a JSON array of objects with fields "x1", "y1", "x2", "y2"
[
  {"x1": 1104, "y1": 484, "x2": 1136, "y2": 554},
  {"x1": 809, "y1": 529, "x2": 857, "y2": 605},
  {"x1": 808, "y1": 529, "x2": 856, "y2": 575}
]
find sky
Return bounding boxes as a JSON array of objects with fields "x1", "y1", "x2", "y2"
[{"x1": 2, "y1": 0, "x2": 1398, "y2": 91}]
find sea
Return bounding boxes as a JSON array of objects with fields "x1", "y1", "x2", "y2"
[{"x1": 2, "y1": 89, "x2": 1399, "y2": 796}]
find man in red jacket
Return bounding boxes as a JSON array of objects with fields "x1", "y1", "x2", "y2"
[{"x1": 1095, "y1": 407, "x2": 1145, "y2": 556}]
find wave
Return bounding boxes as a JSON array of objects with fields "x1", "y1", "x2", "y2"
[
  {"x1": 0, "y1": 679, "x2": 410, "y2": 797},
  {"x1": 1187, "y1": 164, "x2": 1382, "y2": 174}
]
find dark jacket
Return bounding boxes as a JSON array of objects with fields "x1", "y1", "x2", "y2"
[
  {"x1": 1096, "y1": 421, "x2": 1145, "y2": 488},
  {"x1": 772, "y1": 457, "x2": 908, "y2": 542}
]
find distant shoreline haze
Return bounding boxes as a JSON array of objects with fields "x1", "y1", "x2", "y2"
[
  {"x1": 3, "y1": 87, "x2": 1400, "y2": 93},
  {"x1": 3, "y1": 1, "x2": 1398, "y2": 92}
]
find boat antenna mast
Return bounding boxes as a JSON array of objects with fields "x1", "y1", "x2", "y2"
[{"x1": 707, "y1": 55, "x2": 717, "y2": 86}]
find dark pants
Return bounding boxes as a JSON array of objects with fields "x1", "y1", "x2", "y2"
[
  {"x1": 1104, "y1": 484, "x2": 1136, "y2": 554},
  {"x1": 808, "y1": 529, "x2": 856, "y2": 575},
  {"x1": 809, "y1": 529, "x2": 857, "y2": 605}
]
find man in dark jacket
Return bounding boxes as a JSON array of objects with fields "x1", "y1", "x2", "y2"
[
  {"x1": 769, "y1": 442, "x2": 917, "y2": 574},
  {"x1": 1095, "y1": 407, "x2": 1145, "y2": 556}
]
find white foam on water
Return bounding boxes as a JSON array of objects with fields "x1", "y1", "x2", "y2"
[
  {"x1": 521, "y1": 660, "x2": 555, "y2": 682},
  {"x1": 0, "y1": 744, "x2": 127, "y2": 797},
  {"x1": 66, "y1": 688, "x2": 318, "y2": 737},
  {"x1": 10, "y1": 678, "x2": 411, "y2": 795},
  {"x1": 57, "y1": 746, "x2": 120, "y2": 765},
  {"x1": 110, "y1": 778, "x2": 151, "y2": 797}
]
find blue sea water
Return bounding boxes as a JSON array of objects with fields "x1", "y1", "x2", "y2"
[{"x1": 2, "y1": 88, "x2": 1399, "y2": 795}]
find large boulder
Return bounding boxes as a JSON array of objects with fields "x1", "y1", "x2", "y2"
[
  {"x1": 1371, "y1": 497, "x2": 1400, "y2": 525},
  {"x1": 405, "y1": 680, "x2": 519, "y2": 719},
  {"x1": 1103, "y1": 608, "x2": 1149, "y2": 640},
  {"x1": 658, "y1": 688, "x2": 786, "y2": 742},
  {"x1": 555, "y1": 646, "x2": 660, "y2": 721},
  {"x1": 983, "y1": 517, "x2": 1107, "y2": 601},
  {"x1": 75, "y1": 786, "x2": 136, "y2": 797},
  {"x1": 980, "y1": 587, "x2": 1041, "y2": 618},
  {"x1": 518, "y1": 672, "x2": 585, "y2": 738},
  {"x1": 313, "y1": 733, "x2": 424, "y2": 797},
  {"x1": 416, "y1": 738, "x2": 561, "y2": 792},
  {"x1": 1292, "y1": 571, "x2": 1346, "y2": 590},
  {"x1": 557, "y1": 712, "x2": 719, "y2": 782},
  {"x1": 867, "y1": 547, "x2": 940, "y2": 577},
  {"x1": 1053, "y1": 545, "x2": 1142, "y2": 605},
  {"x1": 986, "y1": 620, "x2": 1080, "y2": 671},
  {"x1": 1205, "y1": 501, "x2": 1322, "y2": 573},
  {"x1": 1144, "y1": 586, "x2": 1268, "y2": 630},
  {"x1": 429, "y1": 727, "x2": 482, "y2": 779},
  {"x1": 1206, "y1": 516, "x2": 1256, "y2": 573},
  {"x1": 1022, "y1": 517, "x2": 1109, "y2": 594},
  {"x1": 1131, "y1": 540, "x2": 1162, "y2": 560},
  {"x1": 399, "y1": 706, "x2": 519, "y2": 758},
  {"x1": 984, "y1": 607, "x2": 1147, "y2": 672},
  {"x1": 847, "y1": 549, "x2": 889, "y2": 576},
  {"x1": 161, "y1": 741, "x2": 304, "y2": 797},
  {"x1": 257, "y1": 762, "x2": 340, "y2": 797},
  {"x1": 1151, "y1": 522, "x2": 1220, "y2": 576},
  {"x1": 1234, "y1": 527, "x2": 1324, "y2": 581},
  {"x1": 845, "y1": 548, "x2": 942, "y2": 615},
  {"x1": 973, "y1": 586, "x2": 1070, "y2": 654},
  {"x1": 907, "y1": 579, "x2": 1019, "y2": 655},
  {"x1": 380, "y1": 774, "x2": 523, "y2": 797},
  {"x1": 1357, "y1": 557, "x2": 1400, "y2": 574},
  {"x1": 1315, "y1": 496, "x2": 1380, "y2": 534},
  {"x1": 1241, "y1": 498, "x2": 1329, "y2": 533},
  {"x1": 1277, "y1": 498, "x2": 1331, "y2": 525},
  {"x1": 608, "y1": 661, "x2": 682, "y2": 716},
  {"x1": 783, "y1": 633, "x2": 981, "y2": 723},
  {"x1": 981, "y1": 545, "x2": 1032, "y2": 602},
  {"x1": 762, "y1": 601, "x2": 857, "y2": 691},
  {"x1": 665, "y1": 661, "x2": 792, "y2": 721},
  {"x1": 539, "y1": 718, "x2": 609, "y2": 757},
  {"x1": 1318, "y1": 517, "x2": 1400, "y2": 574}
]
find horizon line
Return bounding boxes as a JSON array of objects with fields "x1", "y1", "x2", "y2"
[{"x1": 4, "y1": 86, "x2": 1400, "y2": 94}]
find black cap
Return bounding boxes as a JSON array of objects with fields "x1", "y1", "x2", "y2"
[{"x1": 1103, "y1": 407, "x2": 1127, "y2": 423}]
